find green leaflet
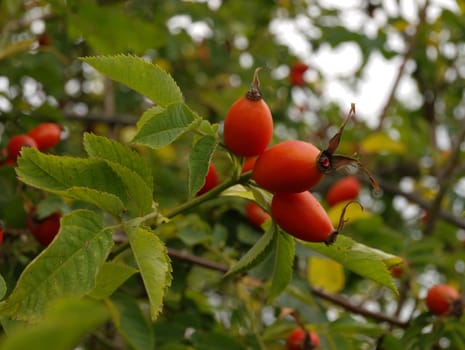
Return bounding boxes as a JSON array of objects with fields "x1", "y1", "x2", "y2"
[
  {"x1": 84, "y1": 133, "x2": 154, "y2": 215},
  {"x1": 0, "y1": 298, "x2": 109, "y2": 350},
  {"x1": 88, "y1": 262, "x2": 138, "y2": 300},
  {"x1": 132, "y1": 103, "x2": 199, "y2": 149},
  {"x1": 225, "y1": 224, "x2": 276, "y2": 278},
  {"x1": 0, "y1": 274, "x2": 6, "y2": 301},
  {"x1": 127, "y1": 226, "x2": 172, "y2": 321},
  {"x1": 188, "y1": 135, "x2": 218, "y2": 197},
  {"x1": 268, "y1": 231, "x2": 295, "y2": 301},
  {"x1": 303, "y1": 235, "x2": 401, "y2": 294},
  {"x1": 81, "y1": 55, "x2": 182, "y2": 106},
  {"x1": 109, "y1": 293, "x2": 155, "y2": 350},
  {"x1": 0, "y1": 210, "x2": 114, "y2": 321},
  {"x1": 16, "y1": 148, "x2": 127, "y2": 215},
  {"x1": 83, "y1": 133, "x2": 153, "y2": 189}
]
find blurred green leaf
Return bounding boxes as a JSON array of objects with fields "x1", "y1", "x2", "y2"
[
  {"x1": 109, "y1": 293, "x2": 154, "y2": 350},
  {"x1": 0, "y1": 298, "x2": 109, "y2": 350},
  {"x1": 0, "y1": 210, "x2": 113, "y2": 321},
  {"x1": 89, "y1": 262, "x2": 138, "y2": 300},
  {"x1": 68, "y1": 2, "x2": 165, "y2": 54}
]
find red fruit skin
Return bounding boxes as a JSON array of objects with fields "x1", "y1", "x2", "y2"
[
  {"x1": 325, "y1": 176, "x2": 361, "y2": 207},
  {"x1": 272, "y1": 191, "x2": 333, "y2": 243},
  {"x1": 28, "y1": 123, "x2": 62, "y2": 151},
  {"x1": 245, "y1": 202, "x2": 271, "y2": 229},
  {"x1": 223, "y1": 97, "x2": 273, "y2": 157},
  {"x1": 241, "y1": 156, "x2": 258, "y2": 173},
  {"x1": 426, "y1": 284, "x2": 461, "y2": 316},
  {"x1": 7, "y1": 134, "x2": 38, "y2": 160},
  {"x1": 390, "y1": 265, "x2": 404, "y2": 278},
  {"x1": 27, "y1": 211, "x2": 62, "y2": 247},
  {"x1": 286, "y1": 328, "x2": 320, "y2": 350},
  {"x1": 290, "y1": 62, "x2": 309, "y2": 87},
  {"x1": 196, "y1": 164, "x2": 220, "y2": 196},
  {"x1": 252, "y1": 140, "x2": 323, "y2": 193}
]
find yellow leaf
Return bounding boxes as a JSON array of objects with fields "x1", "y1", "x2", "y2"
[
  {"x1": 327, "y1": 200, "x2": 371, "y2": 227},
  {"x1": 307, "y1": 257, "x2": 345, "y2": 293},
  {"x1": 360, "y1": 132, "x2": 406, "y2": 155}
]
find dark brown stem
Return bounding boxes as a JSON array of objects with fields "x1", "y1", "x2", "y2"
[
  {"x1": 167, "y1": 247, "x2": 409, "y2": 328},
  {"x1": 311, "y1": 287, "x2": 409, "y2": 328}
]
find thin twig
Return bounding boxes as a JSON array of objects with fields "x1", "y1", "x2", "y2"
[
  {"x1": 376, "y1": 0, "x2": 430, "y2": 130},
  {"x1": 423, "y1": 120, "x2": 465, "y2": 235},
  {"x1": 167, "y1": 247, "x2": 409, "y2": 328},
  {"x1": 375, "y1": 178, "x2": 465, "y2": 230}
]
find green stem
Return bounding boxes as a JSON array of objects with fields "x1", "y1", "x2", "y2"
[{"x1": 165, "y1": 171, "x2": 252, "y2": 219}]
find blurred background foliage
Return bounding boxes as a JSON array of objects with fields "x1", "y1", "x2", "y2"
[{"x1": 1, "y1": 0, "x2": 465, "y2": 349}]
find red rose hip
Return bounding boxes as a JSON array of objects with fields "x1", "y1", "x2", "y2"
[
  {"x1": 28, "y1": 122, "x2": 62, "y2": 151},
  {"x1": 196, "y1": 163, "x2": 220, "y2": 196},
  {"x1": 223, "y1": 68, "x2": 273, "y2": 157},
  {"x1": 272, "y1": 191, "x2": 337, "y2": 244},
  {"x1": 7, "y1": 134, "x2": 38, "y2": 160},
  {"x1": 426, "y1": 284, "x2": 462, "y2": 316},
  {"x1": 326, "y1": 176, "x2": 361, "y2": 207},
  {"x1": 286, "y1": 327, "x2": 320, "y2": 350}
]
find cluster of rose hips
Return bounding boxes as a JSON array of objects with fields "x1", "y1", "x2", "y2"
[
  {"x1": 218, "y1": 68, "x2": 373, "y2": 244},
  {"x1": 1, "y1": 122, "x2": 63, "y2": 247},
  {"x1": 1, "y1": 122, "x2": 62, "y2": 165}
]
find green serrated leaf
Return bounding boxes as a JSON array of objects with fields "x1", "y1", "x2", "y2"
[
  {"x1": 83, "y1": 133, "x2": 154, "y2": 215},
  {"x1": 0, "y1": 298, "x2": 109, "y2": 350},
  {"x1": 16, "y1": 148, "x2": 127, "y2": 215},
  {"x1": 188, "y1": 135, "x2": 218, "y2": 197},
  {"x1": 268, "y1": 231, "x2": 295, "y2": 301},
  {"x1": 303, "y1": 235, "x2": 401, "y2": 294},
  {"x1": 105, "y1": 162, "x2": 154, "y2": 216},
  {"x1": 0, "y1": 274, "x2": 6, "y2": 301},
  {"x1": 88, "y1": 262, "x2": 138, "y2": 300},
  {"x1": 83, "y1": 133, "x2": 153, "y2": 189},
  {"x1": 64, "y1": 187, "x2": 125, "y2": 216},
  {"x1": 127, "y1": 226, "x2": 172, "y2": 321},
  {"x1": 0, "y1": 210, "x2": 114, "y2": 321},
  {"x1": 225, "y1": 225, "x2": 276, "y2": 277},
  {"x1": 109, "y1": 293, "x2": 154, "y2": 350},
  {"x1": 81, "y1": 55, "x2": 182, "y2": 106},
  {"x1": 132, "y1": 103, "x2": 199, "y2": 149}
]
